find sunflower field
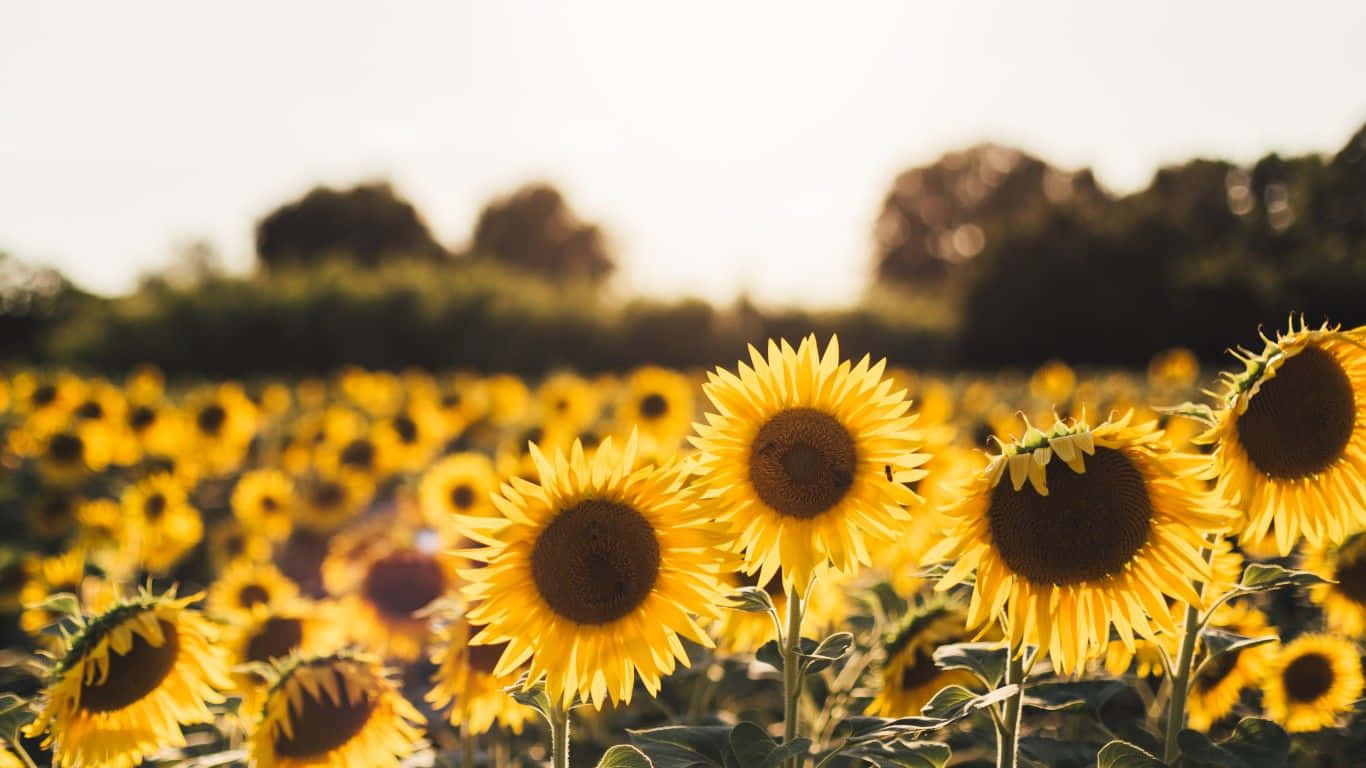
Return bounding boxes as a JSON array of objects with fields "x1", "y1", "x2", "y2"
[{"x1": 3, "y1": 320, "x2": 1366, "y2": 768}]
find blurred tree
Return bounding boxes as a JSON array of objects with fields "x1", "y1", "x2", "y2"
[
  {"x1": 255, "y1": 182, "x2": 447, "y2": 270},
  {"x1": 0, "y1": 252, "x2": 91, "y2": 361},
  {"x1": 470, "y1": 183, "x2": 614, "y2": 283}
]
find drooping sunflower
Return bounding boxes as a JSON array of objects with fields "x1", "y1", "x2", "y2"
[
  {"x1": 324, "y1": 541, "x2": 460, "y2": 661},
  {"x1": 691, "y1": 335, "x2": 928, "y2": 593},
  {"x1": 207, "y1": 561, "x2": 300, "y2": 620},
  {"x1": 1185, "y1": 600, "x2": 1278, "y2": 731},
  {"x1": 927, "y1": 413, "x2": 1234, "y2": 674},
  {"x1": 463, "y1": 434, "x2": 731, "y2": 708},
  {"x1": 615, "y1": 365, "x2": 696, "y2": 449},
  {"x1": 1261, "y1": 633, "x2": 1363, "y2": 733},
  {"x1": 1200, "y1": 319, "x2": 1366, "y2": 555},
  {"x1": 419, "y1": 452, "x2": 499, "y2": 527},
  {"x1": 1303, "y1": 529, "x2": 1366, "y2": 636},
  {"x1": 226, "y1": 600, "x2": 344, "y2": 717},
  {"x1": 866, "y1": 604, "x2": 980, "y2": 717},
  {"x1": 427, "y1": 616, "x2": 533, "y2": 735},
  {"x1": 249, "y1": 650, "x2": 424, "y2": 768},
  {"x1": 232, "y1": 468, "x2": 296, "y2": 541},
  {"x1": 22, "y1": 588, "x2": 231, "y2": 768},
  {"x1": 121, "y1": 472, "x2": 202, "y2": 574}
]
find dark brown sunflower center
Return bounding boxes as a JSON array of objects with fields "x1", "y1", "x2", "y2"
[
  {"x1": 362, "y1": 550, "x2": 447, "y2": 619},
  {"x1": 749, "y1": 408, "x2": 857, "y2": 519},
  {"x1": 393, "y1": 416, "x2": 419, "y2": 444},
  {"x1": 640, "y1": 393, "x2": 669, "y2": 419},
  {"x1": 451, "y1": 484, "x2": 476, "y2": 510},
  {"x1": 79, "y1": 620, "x2": 179, "y2": 712},
  {"x1": 311, "y1": 481, "x2": 346, "y2": 509},
  {"x1": 339, "y1": 439, "x2": 376, "y2": 470},
  {"x1": 225, "y1": 533, "x2": 246, "y2": 557},
  {"x1": 262, "y1": 495, "x2": 279, "y2": 512},
  {"x1": 197, "y1": 404, "x2": 227, "y2": 435},
  {"x1": 1334, "y1": 539, "x2": 1366, "y2": 606},
  {"x1": 530, "y1": 499, "x2": 661, "y2": 625},
  {"x1": 75, "y1": 401, "x2": 104, "y2": 420},
  {"x1": 239, "y1": 584, "x2": 271, "y2": 608},
  {"x1": 1194, "y1": 648, "x2": 1242, "y2": 693},
  {"x1": 466, "y1": 625, "x2": 507, "y2": 674},
  {"x1": 987, "y1": 446, "x2": 1153, "y2": 586},
  {"x1": 144, "y1": 493, "x2": 167, "y2": 521},
  {"x1": 129, "y1": 405, "x2": 157, "y2": 430},
  {"x1": 48, "y1": 433, "x2": 84, "y2": 463},
  {"x1": 899, "y1": 647, "x2": 941, "y2": 691},
  {"x1": 1283, "y1": 651, "x2": 1335, "y2": 703},
  {"x1": 245, "y1": 617, "x2": 304, "y2": 662},
  {"x1": 33, "y1": 384, "x2": 57, "y2": 407},
  {"x1": 1236, "y1": 346, "x2": 1356, "y2": 480},
  {"x1": 274, "y1": 669, "x2": 375, "y2": 757}
]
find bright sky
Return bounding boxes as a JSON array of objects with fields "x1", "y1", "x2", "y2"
[{"x1": 2, "y1": 1, "x2": 1364, "y2": 308}]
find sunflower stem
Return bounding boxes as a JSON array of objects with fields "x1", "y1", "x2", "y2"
[
  {"x1": 549, "y1": 701, "x2": 571, "y2": 768},
  {"x1": 460, "y1": 721, "x2": 477, "y2": 768},
  {"x1": 1163, "y1": 599, "x2": 1200, "y2": 763},
  {"x1": 996, "y1": 646, "x2": 1025, "y2": 768},
  {"x1": 782, "y1": 584, "x2": 805, "y2": 767}
]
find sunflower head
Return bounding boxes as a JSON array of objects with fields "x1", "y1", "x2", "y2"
[
  {"x1": 1304, "y1": 529, "x2": 1366, "y2": 636},
  {"x1": 1200, "y1": 319, "x2": 1366, "y2": 554},
  {"x1": 691, "y1": 335, "x2": 927, "y2": 593},
  {"x1": 865, "y1": 603, "x2": 978, "y2": 717},
  {"x1": 325, "y1": 539, "x2": 459, "y2": 662},
  {"x1": 1261, "y1": 633, "x2": 1363, "y2": 733},
  {"x1": 207, "y1": 561, "x2": 300, "y2": 620},
  {"x1": 426, "y1": 616, "x2": 533, "y2": 735},
  {"x1": 928, "y1": 413, "x2": 1233, "y2": 674}
]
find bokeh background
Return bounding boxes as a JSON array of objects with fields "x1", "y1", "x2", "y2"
[{"x1": 3, "y1": 0, "x2": 1365, "y2": 375}]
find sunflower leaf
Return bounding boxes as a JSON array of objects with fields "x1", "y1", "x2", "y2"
[
  {"x1": 1096, "y1": 739, "x2": 1165, "y2": 768},
  {"x1": 0, "y1": 693, "x2": 34, "y2": 747},
  {"x1": 727, "y1": 586, "x2": 777, "y2": 615},
  {"x1": 801, "y1": 632, "x2": 853, "y2": 674},
  {"x1": 1154, "y1": 402, "x2": 1218, "y2": 427},
  {"x1": 507, "y1": 679, "x2": 553, "y2": 721},
  {"x1": 919, "y1": 683, "x2": 1019, "y2": 725},
  {"x1": 760, "y1": 739, "x2": 810, "y2": 768},
  {"x1": 933, "y1": 642, "x2": 1007, "y2": 687},
  {"x1": 1176, "y1": 717, "x2": 1289, "y2": 768},
  {"x1": 727, "y1": 722, "x2": 775, "y2": 766},
  {"x1": 834, "y1": 739, "x2": 952, "y2": 768},
  {"x1": 1199, "y1": 629, "x2": 1278, "y2": 663},
  {"x1": 1236, "y1": 563, "x2": 1328, "y2": 593},
  {"x1": 755, "y1": 637, "x2": 819, "y2": 671},
  {"x1": 628, "y1": 725, "x2": 733, "y2": 768},
  {"x1": 33, "y1": 591, "x2": 81, "y2": 618},
  {"x1": 596, "y1": 745, "x2": 655, "y2": 768}
]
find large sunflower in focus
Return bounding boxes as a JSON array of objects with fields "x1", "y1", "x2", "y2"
[
  {"x1": 249, "y1": 650, "x2": 423, "y2": 768},
  {"x1": 927, "y1": 413, "x2": 1233, "y2": 673},
  {"x1": 23, "y1": 588, "x2": 230, "y2": 768},
  {"x1": 866, "y1": 604, "x2": 979, "y2": 717},
  {"x1": 1261, "y1": 634, "x2": 1363, "y2": 733},
  {"x1": 463, "y1": 434, "x2": 730, "y2": 708},
  {"x1": 1200, "y1": 319, "x2": 1366, "y2": 554},
  {"x1": 691, "y1": 335, "x2": 927, "y2": 592},
  {"x1": 427, "y1": 616, "x2": 533, "y2": 735}
]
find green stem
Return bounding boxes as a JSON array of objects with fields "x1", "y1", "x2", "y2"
[
  {"x1": 996, "y1": 647, "x2": 1025, "y2": 768},
  {"x1": 461, "y1": 720, "x2": 477, "y2": 768},
  {"x1": 1163, "y1": 599, "x2": 1200, "y2": 763},
  {"x1": 549, "y1": 701, "x2": 571, "y2": 768},
  {"x1": 783, "y1": 585, "x2": 806, "y2": 768}
]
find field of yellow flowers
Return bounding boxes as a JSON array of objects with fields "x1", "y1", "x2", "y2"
[{"x1": 3, "y1": 320, "x2": 1365, "y2": 768}]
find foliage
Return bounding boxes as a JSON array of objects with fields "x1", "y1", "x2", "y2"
[{"x1": 255, "y1": 181, "x2": 448, "y2": 269}]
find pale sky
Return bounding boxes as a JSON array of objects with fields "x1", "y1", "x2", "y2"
[{"x1": 3, "y1": 1, "x2": 1364, "y2": 308}]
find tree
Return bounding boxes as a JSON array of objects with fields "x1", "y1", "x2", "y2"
[
  {"x1": 470, "y1": 183, "x2": 614, "y2": 283},
  {"x1": 255, "y1": 182, "x2": 447, "y2": 270}
]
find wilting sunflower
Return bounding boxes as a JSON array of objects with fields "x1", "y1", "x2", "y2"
[
  {"x1": 1185, "y1": 600, "x2": 1278, "y2": 731},
  {"x1": 207, "y1": 561, "x2": 300, "y2": 620},
  {"x1": 463, "y1": 434, "x2": 731, "y2": 708},
  {"x1": 23, "y1": 588, "x2": 231, "y2": 768},
  {"x1": 1200, "y1": 319, "x2": 1366, "y2": 555},
  {"x1": 249, "y1": 650, "x2": 424, "y2": 768},
  {"x1": 866, "y1": 603, "x2": 980, "y2": 717},
  {"x1": 121, "y1": 472, "x2": 202, "y2": 574},
  {"x1": 232, "y1": 468, "x2": 295, "y2": 541},
  {"x1": 324, "y1": 541, "x2": 460, "y2": 661},
  {"x1": 616, "y1": 365, "x2": 696, "y2": 448},
  {"x1": 1304, "y1": 529, "x2": 1366, "y2": 636},
  {"x1": 691, "y1": 335, "x2": 927, "y2": 592},
  {"x1": 927, "y1": 413, "x2": 1233, "y2": 673},
  {"x1": 420, "y1": 452, "x2": 499, "y2": 527},
  {"x1": 1261, "y1": 634, "x2": 1363, "y2": 733},
  {"x1": 427, "y1": 616, "x2": 533, "y2": 735}
]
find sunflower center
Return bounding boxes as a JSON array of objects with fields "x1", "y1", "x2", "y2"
[
  {"x1": 79, "y1": 620, "x2": 179, "y2": 712},
  {"x1": 246, "y1": 617, "x2": 304, "y2": 662},
  {"x1": 75, "y1": 401, "x2": 104, "y2": 420},
  {"x1": 749, "y1": 408, "x2": 857, "y2": 519},
  {"x1": 362, "y1": 550, "x2": 447, "y2": 619},
  {"x1": 1194, "y1": 648, "x2": 1241, "y2": 693},
  {"x1": 339, "y1": 439, "x2": 376, "y2": 470},
  {"x1": 239, "y1": 584, "x2": 271, "y2": 608},
  {"x1": 262, "y1": 495, "x2": 279, "y2": 512},
  {"x1": 311, "y1": 481, "x2": 346, "y2": 509},
  {"x1": 225, "y1": 533, "x2": 246, "y2": 557},
  {"x1": 274, "y1": 669, "x2": 375, "y2": 758},
  {"x1": 33, "y1": 384, "x2": 57, "y2": 407},
  {"x1": 144, "y1": 493, "x2": 167, "y2": 521},
  {"x1": 1333, "y1": 540, "x2": 1366, "y2": 606},
  {"x1": 1283, "y1": 651, "x2": 1335, "y2": 703},
  {"x1": 899, "y1": 647, "x2": 941, "y2": 691},
  {"x1": 1236, "y1": 346, "x2": 1356, "y2": 480},
  {"x1": 197, "y1": 404, "x2": 227, "y2": 435},
  {"x1": 640, "y1": 393, "x2": 668, "y2": 419},
  {"x1": 129, "y1": 405, "x2": 157, "y2": 431},
  {"x1": 48, "y1": 433, "x2": 84, "y2": 463},
  {"x1": 451, "y1": 484, "x2": 476, "y2": 510},
  {"x1": 986, "y1": 446, "x2": 1153, "y2": 586},
  {"x1": 465, "y1": 625, "x2": 507, "y2": 674},
  {"x1": 531, "y1": 499, "x2": 661, "y2": 625}
]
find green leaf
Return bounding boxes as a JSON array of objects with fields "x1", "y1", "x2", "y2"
[
  {"x1": 1019, "y1": 737, "x2": 1106, "y2": 767},
  {"x1": 1193, "y1": 633, "x2": 1278, "y2": 686},
  {"x1": 1024, "y1": 680, "x2": 1131, "y2": 715},
  {"x1": 755, "y1": 637, "x2": 818, "y2": 671},
  {"x1": 1155, "y1": 402, "x2": 1218, "y2": 427},
  {"x1": 801, "y1": 631, "x2": 853, "y2": 674},
  {"x1": 761, "y1": 739, "x2": 810, "y2": 768},
  {"x1": 932, "y1": 642, "x2": 1006, "y2": 687},
  {"x1": 1236, "y1": 563, "x2": 1328, "y2": 593},
  {"x1": 507, "y1": 679, "x2": 553, "y2": 721},
  {"x1": 629, "y1": 725, "x2": 732, "y2": 768},
  {"x1": 34, "y1": 591, "x2": 81, "y2": 618},
  {"x1": 597, "y1": 745, "x2": 655, "y2": 768},
  {"x1": 727, "y1": 586, "x2": 777, "y2": 615},
  {"x1": 1096, "y1": 739, "x2": 1165, "y2": 768},
  {"x1": 0, "y1": 693, "x2": 35, "y2": 746},
  {"x1": 836, "y1": 740, "x2": 952, "y2": 768},
  {"x1": 920, "y1": 683, "x2": 1019, "y2": 723},
  {"x1": 1176, "y1": 717, "x2": 1289, "y2": 768},
  {"x1": 728, "y1": 722, "x2": 775, "y2": 766}
]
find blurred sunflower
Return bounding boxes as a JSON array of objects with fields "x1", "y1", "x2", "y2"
[
  {"x1": 537, "y1": 372, "x2": 601, "y2": 432},
  {"x1": 226, "y1": 600, "x2": 344, "y2": 717},
  {"x1": 232, "y1": 468, "x2": 296, "y2": 541},
  {"x1": 927, "y1": 413, "x2": 1234, "y2": 673},
  {"x1": 123, "y1": 399, "x2": 182, "y2": 459},
  {"x1": 866, "y1": 604, "x2": 979, "y2": 717},
  {"x1": 207, "y1": 519, "x2": 273, "y2": 574},
  {"x1": 1200, "y1": 319, "x2": 1366, "y2": 555},
  {"x1": 427, "y1": 616, "x2": 533, "y2": 735},
  {"x1": 1185, "y1": 600, "x2": 1278, "y2": 731},
  {"x1": 18, "y1": 548, "x2": 99, "y2": 637},
  {"x1": 184, "y1": 383, "x2": 258, "y2": 475},
  {"x1": 419, "y1": 452, "x2": 498, "y2": 527},
  {"x1": 293, "y1": 472, "x2": 374, "y2": 532},
  {"x1": 616, "y1": 365, "x2": 695, "y2": 448},
  {"x1": 22, "y1": 422, "x2": 112, "y2": 486},
  {"x1": 207, "y1": 561, "x2": 300, "y2": 620},
  {"x1": 11, "y1": 372, "x2": 82, "y2": 429},
  {"x1": 691, "y1": 335, "x2": 927, "y2": 593},
  {"x1": 27, "y1": 491, "x2": 81, "y2": 541},
  {"x1": 324, "y1": 543, "x2": 459, "y2": 661},
  {"x1": 485, "y1": 374, "x2": 531, "y2": 425},
  {"x1": 121, "y1": 473, "x2": 202, "y2": 574},
  {"x1": 249, "y1": 650, "x2": 423, "y2": 768},
  {"x1": 1261, "y1": 634, "x2": 1363, "y2": 733},
  {"x1": 338, "y1": 367, "x2": 404, "y2": 417},
  {"x1": 463, "y1": 434, "x2": 731, "y2": 708},
  {"x1": 23, "y1": 588, "x2": 230, "y2": 768},
  {"x1": 1304, "y1": 529, "x2": 1366, "y2": 636},
  {"x1": 373, "y1": 402, "x2": 444, "y2": 473},
  {"x1": 318, "y1": 433, "x2": 393, "y2": 483}
]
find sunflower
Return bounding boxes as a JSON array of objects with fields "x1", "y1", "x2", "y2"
[
  {"x1": 25, "y1": 421, "x2": 112, "y2": 486},
  {"x1": 1200, "y1": 319, "x2": 1366, "y2": 555},
  {"x1": 207, "y1": 519, "x2": 274, "y2": 574},
  {"x1": 226, "y1": 600, "x2": 344, "y2": 718},
  {"x1": 26, "y1": 491, "x2": 81, "y2": 541},
  {"x1": 866, "y1": 603, "x2": 979, "y2": 717},
  {"x1": 373, "y1": 402, "x2": 445, "y2": 473},
  {"x1": 927, "y1": 413, "x2": 1234, "y2": 674},
  {"x1": 293, "y1": 472, "x2": 374, "y2": 532},
  {"x1": 1185, "y1": 600, "x2": 1278, "y2": 731},
  {"x1": 19, "y1": 548, "x2": 96, "y2": 636},
  {"x1": 715, "y1": 567, "x2": 851, "y2": 655},
  {"x1": 324, "y1": 541, "x2": 460, "y2": 661},
  {"x1": 249, "y1": 650, "x2": 424, "y2": 768},
  {"x1": 338, "y1": 367, "x2": 404, "y2": 417},
  {"x1": 317, "y1": 433, "x2": 393, "y2": 483},
  {"x1": 419, "y1": 452, "x2": 499, "y2": 529},
  {"x1": 691, "y1": 335, "x2": 928, "y2": 593},
  {"x1": 207, "y1": 561, "x2": 300, "y2": 620},
  {"x1": 616, "y1": 366, "x2": 696, "y2": 449},
  {"x1": 123, "y1": 399, "x2": 183, "y2": 459},
  {"x1": 121, "y1": 473, "x2": 202, "y2": 574},
  {"x1": 1261, "y1": 634, "x2": 1363, "y2": 733},
  {"x1": 463, "y1": 433, "x2": 731, "y2": 708},
  {"x1": 232, "y1": 468, "x2": 296, "y2": 541},
  {"x1": 537, "y1": 372, "x2": 601, "y2": 432},
  {"x1": 1304, "y1": 529, "x2": 1366, "y2": 636},
  {"x1": 427, "y1": 616, "x2": 533, "y2": 735},
  {"x1": 184, "y1": 383, "x2": 259, "y2": 476},
  {"x1": 22, "y1": 588, "x2": 231, "y2": 768}
]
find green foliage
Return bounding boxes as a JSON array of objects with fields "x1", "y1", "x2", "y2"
[
  {"x1": 471, "y1": 182, "x2": 615, "y2": 283},
  {"x1": 1236, "y1": 563, "x2": 1329, "y2": 593},
  {"x1": 1177, "y1": 718, "x2": 1290, "y2": 768},
  {"x1": 1096, "y1": 740, "x2": 1165, "y2": 768},
  {"x1": 932, "y1": 642, "x2": 1006, "y2": 688},
  {"x1": 597, "y1": 745, "x2": 656, "y2": 768},
  {"x1": 255, "y1": 182, "x2": 447, "y2": 270}
]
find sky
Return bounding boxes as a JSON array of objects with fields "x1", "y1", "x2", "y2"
[{"x1": 2, "y1": 1, "x2": 1364, "y2": 308}]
